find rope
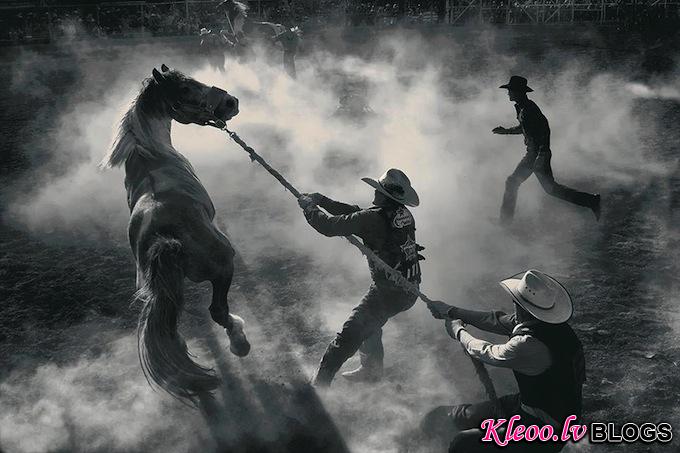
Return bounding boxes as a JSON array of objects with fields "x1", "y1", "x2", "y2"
[{"x1": 214, "y1": 123, "x2": 500, "y2": 410}]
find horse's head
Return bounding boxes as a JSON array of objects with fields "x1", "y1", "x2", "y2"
[{"x1": 151, "y1": 64, "x2": 239, "y2": 127}]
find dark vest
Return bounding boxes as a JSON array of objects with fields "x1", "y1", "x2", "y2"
[
  {"x1": 511, "y1": 322, "x2": 585, "y2": 421},
  {"x1": 364, "y1": 205, "x2": 422, "y2": 284},
  {"x1": 515, "y1": 99, "x2": 551, "y2": 153}
]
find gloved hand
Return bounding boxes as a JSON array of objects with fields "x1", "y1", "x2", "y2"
[
  {"x1": 301, "y1": 192, "x2": 324, "y2": 204},
  {"x1": 427, "y1": 300, "x2": 454, "y2": 319},
  {"x1": 298, "y1": 194, "x2": 318, "y2": 213},
  {"x1": 445, "y1": 319, "x2": 466, "y2": 341},
  {"x1": 492, "y1": 126, "x2": 507, "y2": 135}
]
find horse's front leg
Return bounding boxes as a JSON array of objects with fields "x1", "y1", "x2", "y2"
[{"x1": 210, "y1": 272, "x2": 250, "y2": 357}]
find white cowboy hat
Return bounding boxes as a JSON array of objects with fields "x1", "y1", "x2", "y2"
[
  {"x1": 362, "y1": 168, "x2": 419, "y2": 207},
  {"x1": 499, "y1": 270, "x2": 573, "y2": 324}
]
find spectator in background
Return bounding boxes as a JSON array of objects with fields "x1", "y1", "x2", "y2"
[{"x1": 272, "y1": 25, "x2": 302, "y2": 78}]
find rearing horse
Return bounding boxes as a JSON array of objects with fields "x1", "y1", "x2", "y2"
[{"x1": 100, "y1": 65, "x2": 250, "y2": 404}]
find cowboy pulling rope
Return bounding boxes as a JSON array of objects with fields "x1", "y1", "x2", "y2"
[{"x1": 211, "y1": 121, "x2": 500, "y2": 411}]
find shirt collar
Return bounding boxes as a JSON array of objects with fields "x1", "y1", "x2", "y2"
[
  {"x1": 512, "y1": 319, "x2": 540, "y2": 335},
  {"x1": 514, "y1": 97, "x2": 530, "y2": 108}
]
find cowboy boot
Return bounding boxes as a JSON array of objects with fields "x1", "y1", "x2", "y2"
[
  {"x1": 311, "y1": 367, "x2": 334, "y2": 388},
  {"x1": 341, "y1": 352, "x2": 383, "y2": 383},
  {"x1": 341, "y1": 365, "x2": 383, "y2": 382}
]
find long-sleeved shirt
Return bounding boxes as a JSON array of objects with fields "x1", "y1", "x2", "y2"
[
  {"x1": 505, "y1": 98, "x2": 551, "y2": 154},
  {"x1": 303, "y1": 195, "x2": 385, "y2": 241},
  {"x1": 450, "y1": 307, "x2": 552, "y2": 376},
  {"x1": 303, "y1": 195, "x2": 420, "y2": 284}
]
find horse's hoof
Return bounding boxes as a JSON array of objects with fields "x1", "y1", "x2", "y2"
[
  {"x1": 229, "y1": 339, "x2": 251, "y2": 357},
  {"x1": 227, "y1": 314, "x2": 250, "y2": 357}
]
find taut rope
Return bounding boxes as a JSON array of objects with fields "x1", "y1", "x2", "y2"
[{"x1": 212, "y1": 122, "x2": 500, "y2": 412}]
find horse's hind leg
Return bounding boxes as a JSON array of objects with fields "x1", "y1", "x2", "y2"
[{"x1": 210, "y1": 269, "x2": 251, "y2": 357}]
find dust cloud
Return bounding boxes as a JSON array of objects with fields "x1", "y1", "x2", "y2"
[
  {"x1": 0, "y1": 333, "x2": 210, "y2": 453},
  {"x1": 1, "y1": 27, "x2": 666, "y2": 453}
]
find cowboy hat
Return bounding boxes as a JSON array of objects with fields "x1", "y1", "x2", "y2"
[
  {"x1": 499, "y1": 270, "x2": 572, "y2": 324},
  {"x1": 362, "y1": 168, "x2": 419, "y2": 207},
  {"x1": 499, "y1": 75, "x2": 534, "y2": 93}
]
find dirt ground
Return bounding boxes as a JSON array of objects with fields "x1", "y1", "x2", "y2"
[{"x1": 1, "y1": 25, "x2": 680, "y2": 453}]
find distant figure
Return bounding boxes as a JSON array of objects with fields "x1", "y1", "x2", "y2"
[
  {"x1": 272, "y1": 26, "x2": 302, "y2": 78},
  {"x1": 334, "y1": 90, "x2": 375, "y2": 122},
  {"x1": 199, "y1": 28, "x2": 234, "y2": 71},
  {"x1": 493, "y1": 76, "x2": 601, "y2": 224}
]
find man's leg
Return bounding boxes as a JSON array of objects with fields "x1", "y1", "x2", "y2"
[
  {"x1": 315, "y1": 284, "x2": 416, "y2": 386},
  {"x1": 360, "y1": 328, "x2": 384, "y2": 370},
  {"x1": 343, "y1": 286, "x2": 416, "y2": 382},
  {"x1": 312, "y1": 287, "x2": 389, "y2": 386},
  {"x1": 421, "y1": 394, "x2": 521, "y2": 439},
  {"x1": 500, "y1": 154, "x2": 535, "y2": 223},
  {"x1": 283, "y1": 52, "x2": 296, "y2": 78},
  {"x1": 534, "y1": 153, "x2": 600, "y2": 217},
  {"x1": 342, "y1": 285, "x2": 416, "y2": 381},
  {"x1": 341, "y1": 328, "x2": 384, "y2": 382},
  {"x1": 449, "y1": 428, "x2": 567, "y2": 453}
]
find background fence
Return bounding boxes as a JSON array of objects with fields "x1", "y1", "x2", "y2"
[{"x1": 1, "y1": 0, "x2": 679, "y2": 44}]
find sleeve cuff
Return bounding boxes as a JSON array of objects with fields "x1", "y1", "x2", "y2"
[
  {"x1": 461, "y1": 327, "x2": 477, "y2": 342},
  {"x1": 455, "y1": 327, "x2": 466, "y2": 342}
]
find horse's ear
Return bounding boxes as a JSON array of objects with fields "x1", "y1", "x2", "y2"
[
  {"x1": 152, "y1": 68, "x2": 164, "y2": 84},
  {"x1": 161, "y1": 64, "x2": 169, "y2": 72}
]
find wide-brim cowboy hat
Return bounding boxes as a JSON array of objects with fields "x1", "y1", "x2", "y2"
[
  {"x1": 499, "y1": 269, "x2": 572, "y2": 324},
  {"x1": 362, "y1": 168, "x2": 419, "y2": 207},
  {"x1": 499, "y1": 75, "x2": 533, "y2": 93}
]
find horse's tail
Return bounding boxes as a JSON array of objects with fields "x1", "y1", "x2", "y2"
[{"x1": 136, "y1": 237, "x2": 220, "y2": 404}]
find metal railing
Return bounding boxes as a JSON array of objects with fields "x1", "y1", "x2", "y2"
[
  {"x1": 448, "y1": 0, "x2": 680, "y2": 25},
  {"x1": 0, "y1": 0, "x2": 277, "y2": 43},
  {"x1": 1, "y1": 0, "x2": 679, "y2": 44}
]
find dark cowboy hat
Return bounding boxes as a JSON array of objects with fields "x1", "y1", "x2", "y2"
[
  {"x1": 499, "y1": 75, "x2": 533, "y2": 93},
  {"x1": 362, "y1": 168, "x2": 419, "y2": 207}
]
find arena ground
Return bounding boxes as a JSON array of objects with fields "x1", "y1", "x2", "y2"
[{"x1": 1, "y1": 24, "x2": 680, "y2": 453}]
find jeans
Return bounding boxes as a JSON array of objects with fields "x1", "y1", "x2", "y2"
[
  {"x1": 283, "y1": 52, "x2": 296, "y2": 79},
  {"x1": 421, "y1": 394, "x2": 567, "y2": 453},
  {"x1": 313, "y1": 283, "x2": 417, "y2": 385},
  {"x1": 501, "y1": 151, "x2": 597, "y2": 222}
]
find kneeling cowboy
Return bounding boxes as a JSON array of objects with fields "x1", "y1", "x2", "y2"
[
  {"x1": 424, "y1": 270, "x2": 585, "y2": 452},
  {"x1": 298, "y1": 169, "x2": 424, "y2": 386}
]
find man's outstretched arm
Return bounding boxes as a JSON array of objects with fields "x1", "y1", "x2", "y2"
[
  {"x1": 446, "y1": 320, "x2": 551, "y2": 375},
  {"x1": 492, "y1": 124, "x2": 523, "y2": 135},
  {"x1": 299, "y1": 196, "x2": 381, "y2": 238},
  {"x1": 450, "y1": 307, "x2": 516, "y2": 335},
  {"x1": 428, "y1": 302, "x2": 516, "y2": 335},
  {"x1": 304, "y1": 192, "x2": 361, "y2": 215}
]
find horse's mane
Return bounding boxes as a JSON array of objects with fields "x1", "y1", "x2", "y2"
[{"x1": 100, "y1": 71, "x2": 186, "y2": 169}]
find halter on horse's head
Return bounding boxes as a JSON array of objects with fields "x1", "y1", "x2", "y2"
[{"x1": 151, "y1": 64, "x2": 239, "y2": 128}]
